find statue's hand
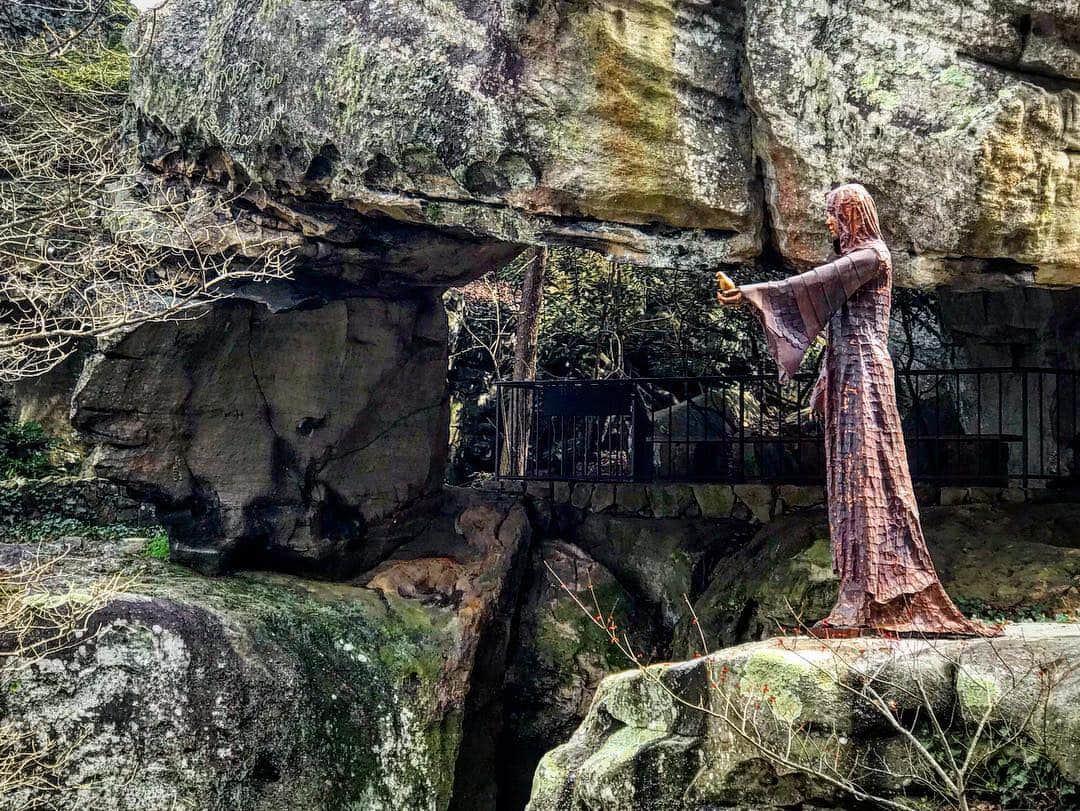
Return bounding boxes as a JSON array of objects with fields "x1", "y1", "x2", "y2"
[
  {"x1": 715, "y1": 270, "x2": 743, "y2": 306},
  {"x1": 718, "y1": 288, "x2": 745, "y2": 307}
]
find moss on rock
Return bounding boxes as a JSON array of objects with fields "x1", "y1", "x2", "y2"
[
  {"x1": 0, "y1": 489, "x2": 532, "y2": 810},
  {"x1": 529, "y1": 627, "x2": 1080, "y2": 810}
]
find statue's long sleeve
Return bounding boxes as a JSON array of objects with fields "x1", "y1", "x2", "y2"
[{"x1": 741, "y1": 247, "x2": 883, "y2": 380}]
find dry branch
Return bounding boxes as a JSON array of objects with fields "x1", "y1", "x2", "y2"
[{"x1": 0, "y1": 7, "x2": 292, "y2": 382}]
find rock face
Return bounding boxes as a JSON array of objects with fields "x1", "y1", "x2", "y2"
[
  {"x1": 498, "y1": 540, "x2": 665, "y2": 810},
  {"x1": 47, "y1": 0, "x2": 1079, "y2": 566},
  {"x1": 72, "y1": 295, "x2": 450, "y2": 575},
  {"x1": 362, "y1": 491, "x2": 533, "y2": 810},
  {"x1": 745, "y1": 0, "x2": 1080, "y2": 287},
  {"x1": 126, "y1": 0, "x2": 1080, "y2": 287},
  {"x1": 941, "y1": 287, "x2": 1080, "y2": 369},
  {"x1": 562, "y1": 510, "x2": 751, "y2": 630},
  {"x1": 125, "y1": 0, "x2": 758, "y2": 270},
  {"x1": 1, "y1": 488, "x2": 530, "y2": 811},
  {"x1": 528, "y1": 625, "x2": 1080, "y2": 810}
]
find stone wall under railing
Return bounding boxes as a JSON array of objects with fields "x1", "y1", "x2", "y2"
[{"x1": 489, "y1": 478, "x2": 1078, "y2": 524}]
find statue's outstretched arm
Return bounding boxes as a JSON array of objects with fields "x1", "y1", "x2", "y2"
[{"x1": 735, "y1": 248, "x2": 883, "y2": 379}]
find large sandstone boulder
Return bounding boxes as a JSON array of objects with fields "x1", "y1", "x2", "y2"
[
  {"x1": 72, "y1": 294, "x2": 450, "y2": 575},
  {"x1": 745, "y1": 0, "x2": 1080, "y2": 287},
  {"x1": 528, "y1": 625, "x2": 1080, "y2": 810},
  {"x1": 124, "y1": 0, "x2": 759, "y2": 270},
  {"x1": 125, "y1": 0, "x2": 1080, "y2": 288},
  {"x1": 0, "y1": 488, "x2": 530, "y2": 811}
]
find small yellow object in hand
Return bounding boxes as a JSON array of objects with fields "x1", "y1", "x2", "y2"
[{"x1": 715, "y1": 271, "x2": 736, "y2": 292}]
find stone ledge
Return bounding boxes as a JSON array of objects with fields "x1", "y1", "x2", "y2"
[
  {"x1": 528, "y1": 624, "x2": 1080, "y2": 810},
  {"x1": 516, "y1": 479, "x2": 1079, "y2": 522}
]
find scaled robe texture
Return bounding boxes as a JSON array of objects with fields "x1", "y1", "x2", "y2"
[{"x1": 742, "y1": 184, "x2": 984, "y2": 635}]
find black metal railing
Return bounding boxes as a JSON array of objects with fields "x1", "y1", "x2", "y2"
[{"x1": 494, "y1": 368, "x2": 1079, "y2": 488}]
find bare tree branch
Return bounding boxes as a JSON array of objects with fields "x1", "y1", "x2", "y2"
[{"x1": 0, "y1": 9, "x2": 292, "y2": 382}]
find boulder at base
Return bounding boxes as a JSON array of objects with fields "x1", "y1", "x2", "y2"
[
  {"x1": 677, "y1": 501, "x2": 1080, "y2": 655},
  {"x1": 0, "y1": 489, "x2": 529, "y2": 811},
  {"x1": 72, "y1": 294, "x2": 451, "y2": 577},
  {"x1": 528, "y1": 625, "x2": 1080, "y2": 811}
]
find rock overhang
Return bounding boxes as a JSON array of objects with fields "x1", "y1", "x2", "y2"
[
  {"x1": 124, "y1": 0, "x2": 762, "y2": 276},
  {"x1": 122, "y1": 0, "x2": 1080, "y2": 289}
]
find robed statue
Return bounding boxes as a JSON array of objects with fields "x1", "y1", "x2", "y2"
[{"x1": 720, "y1": 183, "x2": 987, "y2": 636}]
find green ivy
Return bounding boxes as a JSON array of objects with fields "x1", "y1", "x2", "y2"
[
  {"x1": 4, "y1": 518, "x2": 150, "y2": 544},
  {"x1": 952, "y1": 595, "x2": 1077, "y2": 625},
  {"x1": 917, "y1": 721, "x2": 1080, "y2": 810},
  {"x1": 0, "y1": 419, "x2": 60, "y2": 479},
  {"x1": 140, "y1": 532, "x2": 171, "y2": 561},
  {"x1": 972, "y1": 746, "x2": 1080, "y2": 810}
]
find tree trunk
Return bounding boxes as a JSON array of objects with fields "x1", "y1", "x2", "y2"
[
  {"x1": 513, "y1": 248, "x2": 546, "y2": 382},
  {"x1": 510, "y1": 248, "x2": 546, "y2": 475}
]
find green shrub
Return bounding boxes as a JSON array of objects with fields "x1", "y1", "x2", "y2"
[
  {"x1": 141, "y1": 532, "x2": 170, "y2": 561},
  {"x1": 0, "y1": 419, "x2": 59, "y2": 479}
]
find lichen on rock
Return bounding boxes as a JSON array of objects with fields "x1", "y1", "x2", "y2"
[
  {"x1": 528, "y1": 626, "x2": 1080, "y2": 810},
  {"x1": 0, "y1": 488, "x2": 531, "y2": 811}
]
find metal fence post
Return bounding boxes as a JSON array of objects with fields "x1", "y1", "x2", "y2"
[{"x1": 494, "y1": 382, "x2": 502, "y2": 480}]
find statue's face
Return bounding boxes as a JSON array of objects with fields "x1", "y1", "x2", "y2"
[{"x1": 826, "y1": 212, "x2": 840, "y2": 239}]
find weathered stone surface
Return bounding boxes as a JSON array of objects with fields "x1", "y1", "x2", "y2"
[
  {"x1": 72, "y1": 295, "x2": 449, "y2": 575},
  {"x1": 939, "y1": 288, "x2": 1080, "y2": 464},
  {"x1": 0, "y1": 487, "x2": 529, "y2": 811},
  {"x1": 0, "y1": 0, "x2": 126, "y2": 42},
  {"x1": 745, "y1": 0, "x2": 1080, "y2": 288},
  {"x1": 364, "y1": 491, "x2": 532, "y2": 809},
  {"x1": 646, "y1": 483, "x2": 695, "y2": 518},
  {"x1": 569, "y1": 483, "x2": 593, "y2": 511},
  {"x1": 499, "y1": 540, "x2": 662, "y2": 810},
  {"x1": 529, "y1": 626, "x2": 1080, "y2": 810},
  {"x1": 777, "y1": 484, "x2": 825, "y2": 511},
  {"x1": 123, "y1": 1, "x2": 1080, "y2": 289},
  {"x1": 126, "y1": 0, "x2": 760, "y2": 272},
  {"x1": 921, "y1": 501, "x2": 1080, "y2": 613},
  {"x1": 690, "y1": 484, "x2": 735, "y2": 519},
  {"x1": 673, "y1": 511, "x2": 833, "y2": 654},
  {"x1": 733, "y1": 483, "x2": 775, "y2": 523},
  {"x1": 613, "y1": 484, "x2": 649, "y2": 514},
  {"x1": 955, "y1": 625, "x2": 1080, "y2": 782},
  {"x1": 588, "y1": 483, "x2": 615, "y2": 513},
  {"x1": 565, "y1": 511, "x2": 753, "y2": 629}
]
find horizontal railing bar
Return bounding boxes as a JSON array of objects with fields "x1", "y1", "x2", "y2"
[
  {"x1": 496, "y1": 367, "x2": 1077, "y2": 388},
  {"x1": 494, "y1": 368, "x2": 1080, "y2": 487}
]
